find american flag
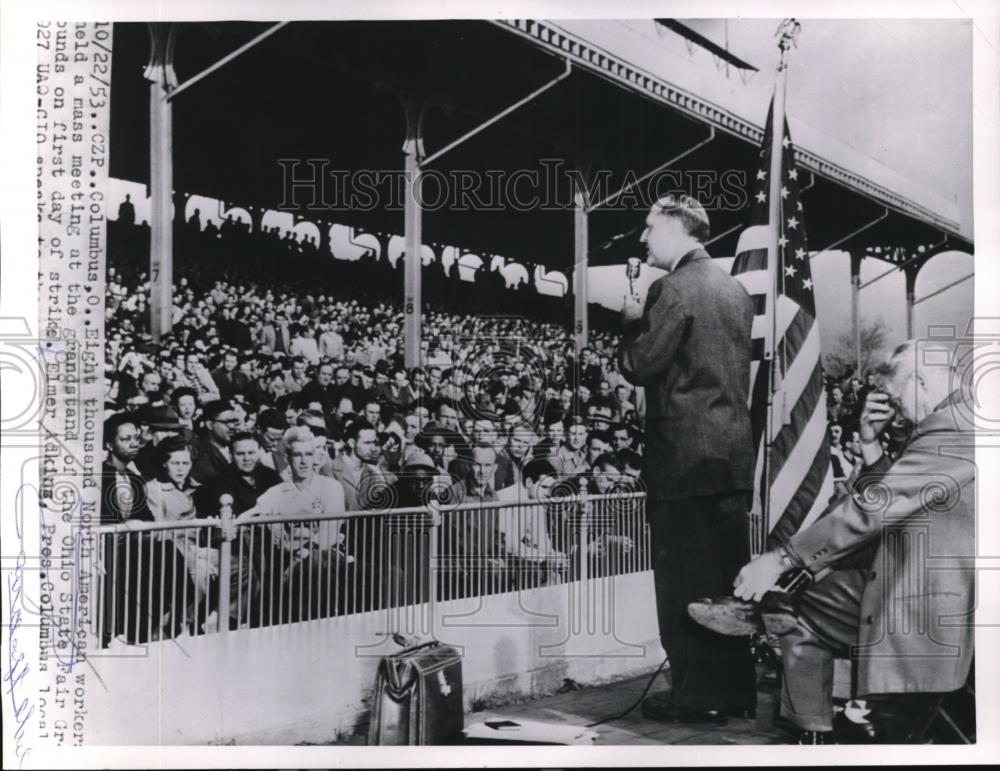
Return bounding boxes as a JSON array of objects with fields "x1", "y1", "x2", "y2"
[{"x1": 730, "y1": 100, "x2": 835, "y2": 552}]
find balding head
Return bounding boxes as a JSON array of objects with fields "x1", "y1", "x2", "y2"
[{"x1": 872, "y1": 340, "x2": 955, "y2": 424}]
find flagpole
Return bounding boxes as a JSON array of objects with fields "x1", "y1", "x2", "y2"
[{"x1": 763, "y1": 19, "x2": 800, "y2": 541}]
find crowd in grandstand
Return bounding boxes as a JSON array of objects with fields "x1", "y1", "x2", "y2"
[{"x1": 99, "y1": 254, "x2": 647, "y2": 642}]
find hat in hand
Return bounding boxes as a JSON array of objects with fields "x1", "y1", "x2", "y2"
[{"x1": 687, "y1": 594, "x2": 797, "y2": 637}]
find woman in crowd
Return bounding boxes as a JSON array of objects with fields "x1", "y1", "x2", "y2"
[{"x1": 146, "y1": 435, "x2": 220, "y2": 633}]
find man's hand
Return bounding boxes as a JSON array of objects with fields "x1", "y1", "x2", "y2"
[
  {"x1": 858, "y1": 391, "x2": 894, "y2": 466},
  {"x1": 859, "y1": 391, "x2": 895, "y2": 443},
  {"x1": 733, "y1": 550, "x2": 784, "y2": 602},
  {"x1": 621, "y1": 293, "x2": 644, "y2": 325}
]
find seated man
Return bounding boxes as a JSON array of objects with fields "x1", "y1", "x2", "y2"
[
  {"x1": 439, "y1": 442, "x2": 507, "y2": 600},
  {"x1": 237, "y1": 426, "x2": 351, "y2": 622},
  {"x1": 733, "y1": 341, "x2": 975, "y2": 744},
  {"x1": 585, "y1": 451, "x2": 636, "y2": 577},
  {"x1": 380, "y1": 451, "x2": 442, "y2": 609},
  {"x1": 194, "y1": 432, "x2": 282, "y2": 628},
  {"x1": 496, "y1": 458, "x2": 567, "y2": 589},
  {"x1": 190, "y1": 399, "x2": 241, "y2": 484}
]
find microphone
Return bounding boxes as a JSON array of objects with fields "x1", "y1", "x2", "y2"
[{"x1": 626, "y1": 257, "x2": 642, "y2": 299}]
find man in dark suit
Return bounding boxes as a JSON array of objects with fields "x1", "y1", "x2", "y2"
[
  {"x1": 211, "y1": 349, "x2": 252, "y2": 401},
  {"x1": 194, "y1": 431, "x2": 282, "y2": 628},
  {"x1": 301, "y1": 362, "x2": 338, "y2": 414},
  {"x1": 620, "y1": 194, "x2": 756, "y2": 724},
  {"x1": 191, "y1": 399, "x2": 240, "y2": 484}
]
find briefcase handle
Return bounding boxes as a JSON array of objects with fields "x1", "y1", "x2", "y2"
[{"x1": 391, "y1": 632, "x2": 439, "y2": 652}]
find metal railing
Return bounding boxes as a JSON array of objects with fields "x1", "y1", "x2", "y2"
[{"x1": 90, "y1": 491, "x2": 652, "y2": 646}]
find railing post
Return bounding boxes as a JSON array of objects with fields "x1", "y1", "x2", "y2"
[
  {"x1": 427, "y1": 500, "x2": 439, "y2": 610},
  {"x1": 217, "y1": 495, "x2": 234, "y2": 634}
]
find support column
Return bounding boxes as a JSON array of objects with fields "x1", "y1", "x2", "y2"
[
  {"x1": 573, "y1": 188, "x2": 589, "y2": 355},
  {"x1": 904, "y1": 262, "x2": 919, "y2": 339},
  {"x1": 145, "y1": 24, "x2": 179, "y2": 341},
  {"x1": 403, "y1": 98, "x2": 425, "y2": 369},
  {"x1": 403, "y1": 97, "x2": 425, "y2": 368},
  {"x1": 850, "y1": 250, "x2": 862, "y2": 375}
]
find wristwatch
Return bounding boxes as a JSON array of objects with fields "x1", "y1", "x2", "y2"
[
  {"x1": 777, "y1": 541, "x2": 813, "y2": 595},
  {"x1": 778, "y1": 541, "x2": 806, "y2": 572}
]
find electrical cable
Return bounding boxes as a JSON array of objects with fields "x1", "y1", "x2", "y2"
[{"x1": 585, "y1": 656, "x2": 670, "y2": 728}]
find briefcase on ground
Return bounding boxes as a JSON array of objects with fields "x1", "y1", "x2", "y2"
[{"x1": 367, "y1": 639, "x2": 464, "y2": 745}]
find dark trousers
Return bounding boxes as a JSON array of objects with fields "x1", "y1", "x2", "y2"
[{"x1": 648, "y1": 492, "x2": 757, "y2": 711}]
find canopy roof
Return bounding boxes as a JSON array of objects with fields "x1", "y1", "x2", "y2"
[{"x1": 109, "y1": 20, "x2": 972, "y2": 274}]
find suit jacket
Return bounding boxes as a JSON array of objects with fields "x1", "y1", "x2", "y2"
[
  {"x1": 331, "y1": 456, "x2": 396, "y2": 511},
  {"x1": 301, "y1": 379, "x2": 337, "y2": 412},
  {"x1": 211, "y1": 367, "x2": 251, "y2": 400},
  {"x1": 494, "y1": 450, "x2": 522, "y2": 491},
  {"x1": 549, "y1": 444, "x2": 587, "y2": 477},
  {"x1": 190, "y1": 437, "x2": 231, "y2": 485},
  {"x1": 219, "y1": 319, "x2": 253, "y2": 351},
  {"x1": 193, "y1": 462, "x2": 282, "y2": 517},
  {"x1": 620, "y1": 248, "x2": 754, "y2": 501},
  {"x1": 788, "y1": 397, "x2": 975, "y2": 696}
]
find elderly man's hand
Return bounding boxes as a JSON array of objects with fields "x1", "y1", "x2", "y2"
[
  {"x1": 621, "y1": 293, "x2": 644, "y2": 325},
  {"x1": 733, "y1": 550, "x2": 784, "y2": 602},
  {"x1": 859, "y1": 391, "x2": 895, "y2": 444}
]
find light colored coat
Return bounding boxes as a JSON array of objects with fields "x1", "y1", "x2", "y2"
[{"x1": 789, "y1": 396, "x2": 975, "y2": 695}]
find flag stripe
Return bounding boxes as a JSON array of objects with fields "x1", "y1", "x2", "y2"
[
  {"x1": 769, "y1": 360, "x2": 826, "y2": 475},
  {"x1": 738, "y1": 270, "x2": 769, "y2": 297},
  {"x1": 799, "y1": 467, "x2": 836, "y2": 531},
  {"x1": 775, "y1": 311, "x2": 820, "y2": 422},
  {"x1": 751, "y1": 314, "x2": 769, "y2": 341},
  {"x1": 767, "y1": 422, "x2": 835, "y2": 545},
  {"x1": 748, "y1": 357, "x2": 771, "y2": 452},
  {"x1": 734, "y1": 225, "x2": 771, "y2": 256},
  {"x1": 732, "y1": 247, "x2": 768, "y2": 275},
  {"x1": 774, "y1": 295, "x2": 801, "y2": 352},
  {"x1": 768, "y1": 393, "x2": 828, "y2": 524},
  {"x1": 748, "y1": 359, "x2": 761, "y2": 402}
]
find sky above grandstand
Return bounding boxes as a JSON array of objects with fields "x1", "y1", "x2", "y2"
[{"x1": 675, "y1": 18, "x2": 973, "y2": 236}]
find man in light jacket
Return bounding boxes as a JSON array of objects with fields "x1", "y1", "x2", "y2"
[{"x1": 734, "y1": 341, "x2": 975, "y2": 743}]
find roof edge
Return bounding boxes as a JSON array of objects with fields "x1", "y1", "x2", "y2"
[{"x1": 494, "y1": 18, "x2": 967, "y2": 243}]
